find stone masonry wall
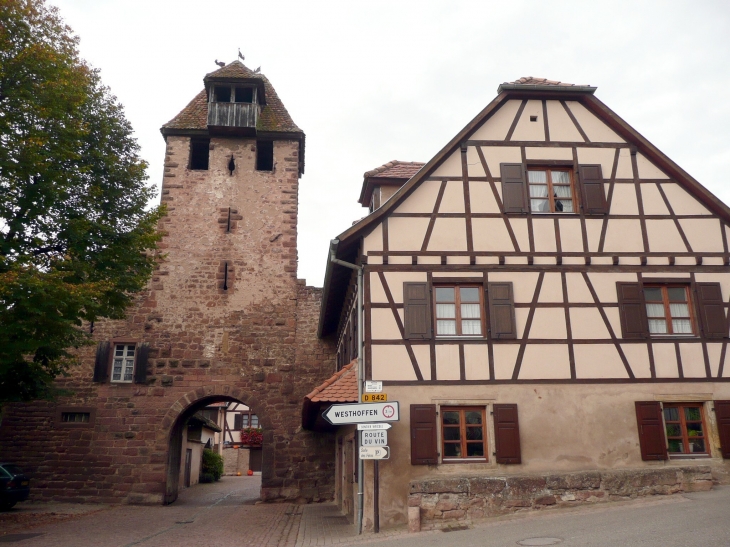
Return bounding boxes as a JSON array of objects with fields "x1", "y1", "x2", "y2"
[
  {"x1": 0, "y1": 136, "x2": 337, "y2": 504},
  {"x1": 408, "y1": 466, "x2": 714, "y2": 531}
]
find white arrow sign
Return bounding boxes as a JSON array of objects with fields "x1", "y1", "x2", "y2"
[
  {"x1": 357, "y1": 423, "x2": 392, "y2": 431},
  {"x1": 361, "y1": 430, "x2": 388, "y2": 446},
  {"x1": 322, "y1": 402, "x2": 399, "y2": 425},
  {"x1": 359, "y1": 446, "x2": 389, "y2": 460}
]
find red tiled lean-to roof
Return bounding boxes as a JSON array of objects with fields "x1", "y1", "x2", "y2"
[
  {"x1": 506, "y1": 76, "x2": 577, "y2": 86},
  {"x1": 162, "y1": 61, "x2": 301, "y2": 134},
  {"x1": 305, "y1": 360, "x2": 357, "y2": 403},
  {"x1": 364, "y1": 160, "x2": 425, "y2": 180}
]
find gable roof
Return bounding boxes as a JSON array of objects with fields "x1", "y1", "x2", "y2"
[
  {"x1": 359, "y1": 160, "x2": 426, "y2": 206},
  {"x1": 318, "y1": 78, "x2": 730, "y2": 337},
  {"x1": 161, "y1": 60, "x2": 302, "y2": 135}
]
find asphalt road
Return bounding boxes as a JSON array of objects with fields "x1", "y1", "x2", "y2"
[{"x1": 351, "y1": 486, "x2": 730, "y2": 547}]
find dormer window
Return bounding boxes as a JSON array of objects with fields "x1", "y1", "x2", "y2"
[{"x1": 235, "y1": 87, "x2": 253, "y2": 103}]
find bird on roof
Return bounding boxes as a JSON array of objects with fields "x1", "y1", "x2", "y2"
[
  {"x1": 253, "y1": 67, "x2": 261, "y2": 74},
  {"x1": 238, "y1": 49, "x2": 244, "y2": 61},
  {"x1": 215, "y1": 59, "x2": 225, "y2": 68}
]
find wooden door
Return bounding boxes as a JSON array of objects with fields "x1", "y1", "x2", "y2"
[{"x1": 184, "y1": 449, "x2": 192, "y2": 487}]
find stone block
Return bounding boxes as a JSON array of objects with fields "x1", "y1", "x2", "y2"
[
  {"x1": 506, "y1": 476, "x2": 547, "y2": 498},
  {"x1": 410, "y1": 478, "x2": 469, "y2": 494},
  {"x1": 408, "y1": 506, "x2": 420, "y2": 533},
  {"x1": 535, "y1": 495, "x2": 557, "y2": 506},
  {"x1": 469, "y1": 477, "x2": 506, "y2": 496},
  {"x1": 546, "y1": 471, "x2": 601, "y2": 490}
]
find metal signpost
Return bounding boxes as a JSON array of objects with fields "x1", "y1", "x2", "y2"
[{"x1": 322, "y1": 401, "x2": 398, "y2": 535}]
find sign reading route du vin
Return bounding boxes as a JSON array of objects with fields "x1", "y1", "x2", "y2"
[{"x1": 322, "y1": 402, "x2": 399, "y2": 425}]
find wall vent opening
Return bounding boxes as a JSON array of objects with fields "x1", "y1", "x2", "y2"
[
  {"x1": 529, "y1": 115, "x2": 538, "y2": 122},
  {"x1": 228, "y1": 155, "x2": 235, "y2": 176}
]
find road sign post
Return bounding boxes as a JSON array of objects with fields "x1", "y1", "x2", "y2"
[
  {"x1": 361, "y1": 430, "x2": 388, "y2": 446},
  {"x1": 359, "y1": 446, "x2": 389, "y2": 459}
]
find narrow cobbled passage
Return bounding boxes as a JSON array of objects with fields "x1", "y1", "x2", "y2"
[{"x1": 0, "y1": 476, "x2": 304, "y2": 547}]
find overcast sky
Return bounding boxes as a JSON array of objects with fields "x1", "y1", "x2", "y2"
[{"x1": 52, "y1": 0, "x2": 730, "y2": 287}]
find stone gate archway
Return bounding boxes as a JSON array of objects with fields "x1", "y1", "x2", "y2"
[{"x1": 162, "y1": 387, "x2": 273, "y2": 504}]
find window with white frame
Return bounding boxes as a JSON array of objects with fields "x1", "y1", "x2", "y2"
[{"x1": 112, "y1": 344, "x2": 136, "y2": 383}]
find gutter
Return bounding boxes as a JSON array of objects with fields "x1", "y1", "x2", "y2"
[
  {"x1": 496, "y1": 83, "x2": 597, "y2": 94},
  {"x1": 328, "y1": 239, "x2": 365, "y2": 535}
]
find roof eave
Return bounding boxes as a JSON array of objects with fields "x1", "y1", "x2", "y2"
[{"x1": 497, "y1": 84, "x2": 597, "y2": 94}]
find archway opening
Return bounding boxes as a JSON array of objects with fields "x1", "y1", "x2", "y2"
[{"x1": 164, "y1": 395, "x2": 269, "y2": 505}]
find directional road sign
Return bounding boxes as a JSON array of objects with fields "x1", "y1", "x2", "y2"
[
  {"x1": 361, "y1": 430, "x2": 387, "y2": 446},
  {"x1": 357, "y1": 423, "x2": 392, "y2": 431},
  {"x1": 359, "y1": 446, "x2": 389, "y2": 460},
  {"x1": 322, "y1": 402, "x2": 399, "y2": 425}
]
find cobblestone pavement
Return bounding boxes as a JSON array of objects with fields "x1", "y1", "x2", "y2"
[{"x1": 0, "y1": 476, "x2": 307, "y2": 547}]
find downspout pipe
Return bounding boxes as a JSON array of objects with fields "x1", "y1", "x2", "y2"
[{"x1": 329, "y1": 239, "x2": 364, "y2": 535}]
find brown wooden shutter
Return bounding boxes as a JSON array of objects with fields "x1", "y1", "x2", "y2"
[
  {"x1": 635, "y1": 401, "x2": 668, "y2": 461},
  {"x1": 578, "y1": 164, "x2": 607, "y2": 214},
  {"x1": 404, "y1": 282, "x2": 432, "y2": 339},
  {"x1": 234, "y1": 413, "x2": 243, "y2": 430},
  {"x1": 488, "y1": 282, "x2": 517, "y2": 339},
  {"x1": 493, "y1": 404, "x2": 521, "y2": 464},
  {"x1": 134, "y1": 343, "x2": 150, "y2": 384},
  {"x1": 696, "y1": 282, "x2": 727, "y2": 338},
  {"x1": 92, "y1": 341, "x2": 110, "y2": 382},
  {"x1": 500, "y1": 163, "x2": 528, "y2": 213},
  {"x1": 617, "y1": 282, "x2": 648, "y2": 339},
  {"x1": 410, "y1": 404, "x2": 437, "y2": 465},
  {"x1": 714, "y1": 401, "x2": 730, "y2": 459}
]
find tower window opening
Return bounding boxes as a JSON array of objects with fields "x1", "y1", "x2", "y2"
[
  {"x1": 256, "y1": 141, "x2": 274, "y2": 171},
  {"x1": 189, "y1": 139, "x2": 210, "y2": 170},
  {"x1": 226, "y1": 207, "x2": 232, "y2": 233},
  {"x1": 215, "y1": 86, "x2": 231, "y2": 102},
  {"x1": 235, "y1": 87, "x2": 253, "y2": 103},
  {"x1": 228, "y1": 155, "x2": 235, "y2": 176},
  {"x1": 223, "y1": 261, "x2": 229, "y2": 291}
]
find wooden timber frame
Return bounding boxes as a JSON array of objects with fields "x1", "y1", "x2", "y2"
[{"x1": 320, "y1": 81, "x2": 730, "y2": 388}]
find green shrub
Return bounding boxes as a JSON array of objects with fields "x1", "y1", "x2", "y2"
[
  {"x1": 202, "y1": 448, "x2": 224, "y2": 481},
  {"x1": 200, "y1": 472, "x2": 214, "y2": 484}
]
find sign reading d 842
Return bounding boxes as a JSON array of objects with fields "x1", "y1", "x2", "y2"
[{"x1": 362, "y1": 393, "x2": 387, "y2": 402}]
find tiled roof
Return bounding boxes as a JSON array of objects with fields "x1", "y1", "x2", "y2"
[
  {"x1": 506, "y1": 77, "x2": 577, "y2": 86},
  {"x1": 162, "y1": 61, "x2": 301, "y2": 134},
  {"x1": 305, "y1": 360, "x2": 358, "y2": 403},
  {"x1": 364, "y1": 160, "x2": 425, "y2": 180}
]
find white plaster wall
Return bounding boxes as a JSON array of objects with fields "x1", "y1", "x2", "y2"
[
  {"x1": 585, "y1": 219, "x2": 603, "y2": 252},
  {"x1": 661, "y1": 183, "x2": 711, "y2": 215},
  {"x1": 576, "y1": 148, "x2": 616, "y2": 178},
  {"x1": 481, "y1": 146, "x2": 522, "y2": 177},
  {"x1": 493, "y1": 345, "x2": 519, "y2": 379},
  {"x1": 636, "y1": 153, "x2": 669, "y2": 179},
  {"x1": 679, "y1": 219, "x2": 724, "y2": 252},
  {"x1": 439, "y1": 181, "x2": 465, "y2": 213},
  {"x1": 489, "y1": 272, "x2": 540, "y2": 303},
  {"x1": 371, "y1": 345, "x2": 418, "y2": 380},
  {"x1": 510, "y1": 100, "x2": 545, "y2": 141},
  {"x1": 609, "y1": 184, "x2": 639, "y2": 215},
  {"x1": 528, "y1": 309, "x2": 567, "y2": 339},
  {"x1": 640, "y1": 184, "x2": 671, "y2": 215},
  {"x1": 545, "y1": 100, "x2": 584, "y2": 142},
  {"x1": 621, "y1": 344, "x2": 652, "y2": 378},
  {"x1": 411, "y1": 344, "x2": 432, "y2": 381},
  {"x1": 394, "y1": 179, "x2": 441, "y2": 214},
  {"x1": 466, "y1": 146, "x2": 486, "y2": 177},
  {"x1": 537, "y1": 273, "x2": 563, "y2": 302},
  {"x1": 508, "y1": 218, "x2": 530, "y2": 252},
  {"x1": 525, "y1": 147, "x2": 573, "y2": 161},
  {"x1": 680, "y1": 344, "x2": 707, "y2": 378},
  {"x1": 603, "y1": 219, "x2": 644, "y2": 253},
  {"x1": 559, "y1": 218, "x2": 584, "y2": 253},
  {"x1": 427, "y1": 218, "x2": 468, "y2": 251},
  {"x1": 472, "y1": 218, "x2": 514, "y2": 251},
  {"x1": 435, "y1": 345, "x2": 461, "y2": 380},
  {"x1": 469, "y1": 180, "x2": 501, "y2": 213},
  {"x1": 615, "y1": 149, "x2": 633, "y2": 179},
  {"x1": 574, "y1": 344, "x2": 629, "y2": 378},
  {"x1": 565, "y1": 272, "x2": 595, "y2": 303},
  {"x1": 363, "y1": 224, "x2": 383, "y2": 254},
  {"x1": 370, "y1": 308, "x2": 402, "y2": 340},
  {"x1": 570, "y1": 308, "x2": 611, "y2": 339},
  {"x1": 464, "y1": 344, "x2": 490, "y2": 380},
  {"x1": 653, "y1": 343, "x2": 679, "y2": 378},
  {"x1": 532, "y1": 218, "x2": 557, "y2": 252},
  {"x1": 565, "y1": 101, "x2": 624, "y2": 143},
  {"x1": 431, "y1": 150, "x2": 462, "y2": 177},
  {"x1": 586, "y1": 273, "x2": 637, "y2": 303},
  {"x1": 381, "y1": 272, "x2": 428, "y2": 303},
  {"x1": 646, "y1": 219, "x2": 688, "y2": 253},
  {"x1": 469, "y1": 100, "x2": 522, "y2": 141},
  {"x1": 519, "y1": 344, "x2": 571, "y2": 379},
  {"x1": 388, "y1": 217, "x2": 430, "y2": 251}
]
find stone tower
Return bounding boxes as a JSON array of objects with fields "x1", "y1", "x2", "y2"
[{"x1": 0, "y1": 61, "x2": 336, "y2": 504}]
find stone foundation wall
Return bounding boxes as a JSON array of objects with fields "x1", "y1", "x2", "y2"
[{"x1": 408, "y1": 466, "x2": 713, "y2": 531}]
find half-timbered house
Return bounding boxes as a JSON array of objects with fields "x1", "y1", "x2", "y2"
[{"x1": 310, "y1": 77, "x2": 730, "y2": 531}]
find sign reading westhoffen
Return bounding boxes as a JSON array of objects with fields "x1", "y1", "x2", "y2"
[{"x1": 322, "y1": 402, "x2": 400, "y2": 425}]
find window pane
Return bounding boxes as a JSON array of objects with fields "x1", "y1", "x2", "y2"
[
  {"x1": 444, "y1": 443, "x2": 461, "y2": 457},
  {"x1": 127, "y1": 345, "x2": 135, "y2": 355},
  {"x1": 664, "y1": 407, "x2": 679, "y2": 421},
  {"x1": 436, "y1": 304, "x2": 456, "y2": 319},
  {"x1": 443, "y1": 427, "x2": 460, "y2": 441},
  {"x1": 530, "y1": 199, "x2": 550, "y2": 212},
  {"x1": 555, "y1": 200, "x2": 573, "y2": 213},
  {"x1": 687, "y1": 422, "x2": 704, "y2": 436},
  {"x1": 689, "y1": 439, "x2": 706, "y2": 453},
  {"x1": 668, "y1": 439, "x2": 684, "y2": 453},
  {"x1": 435, "y1": 287, "x2": 455, "y2": 303},
  {"x1": 645, "y1": 303, "x2": 665, "y2": 318},
  {"x1": 665, "y1": 424, "x2": 682, "y2": 437},
  {"x1": 529, "y1": 184, "x2": 548, "y2": 197},
  {"x1": 684, "y1": 407, "x2": 701, "y2": 421},
  {"x1": 672, "y1": 319, "x2": 692, "y2": 334},
  {"x1": 437, "y1": 320, "x2": 456, "y2": 335},
  {"x1": 461, "y1": 303, "x2": 480, "y2": 319},
  {"x1": 648, "y1": 319, "x2": 667, "y2": 334},
  {"x1": 667, "y1": 287, "x2": 687, "y2": 302},
  {"x1": 112, "y1": 359, "x2": 122, "y2": 381},
  {"x1": 443, "y1": 411, "x2": 460, "y2": 425},
  {"x1": 461, "y1": 320, "x2": 482, "y2": 335},
  {"x1": 528, "y1": 170, "x2": 547, "y2": 183},
  {"x1": 466, "y1": 443, "x2": 484, "y2": 457},
  {"x1": 552, "y1": 171, "x2": 570, "y2": 184},
  {"x1": 553, "y1": 184, "x2": 571, "y2": 198},
  {"x1": 460, "y1": 287, "x2": 480, "y2": 303},
  {"x1": 115, "y1": 345, "x2": 124, "y2": 356},
  {"x1": 466, "y1": 427, "x2": 483, "y2": 441},
  {"x1": 465, "y1": 411, "x2": 482, "y2": 424},
  {"x1": 644, "y1": 288, "x2": 663, "y2": 301}
]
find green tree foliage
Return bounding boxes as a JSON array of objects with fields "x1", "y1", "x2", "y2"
[
  {"x1": 0, "y1": 0, "x2": 164, "y2": 402},
  {"x1": 202, "y1": 449, "x2": 224, "y2": 482}
]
